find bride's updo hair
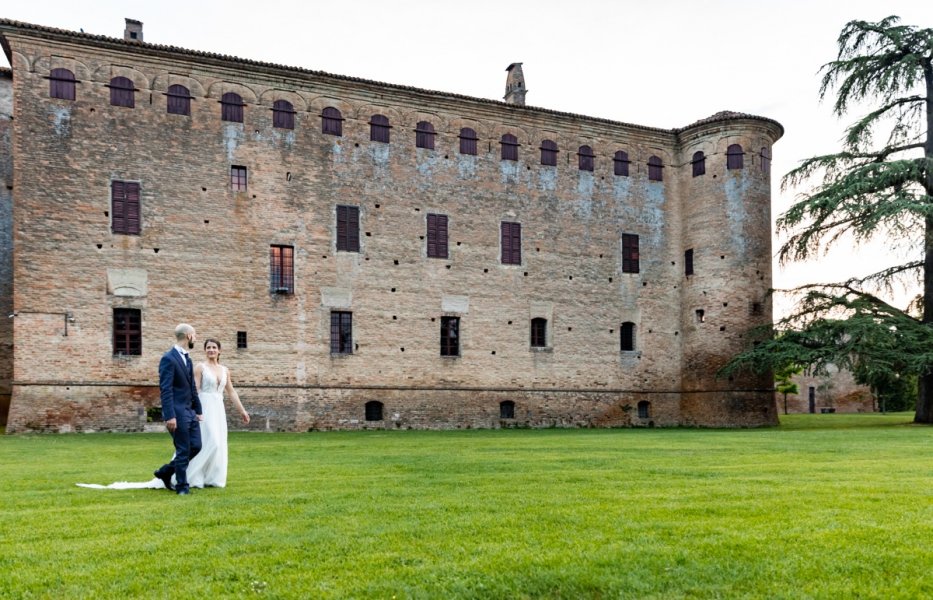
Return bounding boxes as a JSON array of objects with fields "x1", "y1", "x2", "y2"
[{"x1": 203, "y1": 338, "x2": 222, "y2": 361}]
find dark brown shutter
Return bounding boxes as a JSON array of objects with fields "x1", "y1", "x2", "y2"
[
  {"x1": 622, "y1": 234, "x2": 639, "y2": 273},
  {"x1": 109, "y1": 76, "x2": 135, "y2": 108},
  {"x1": 221, "y1": 92, "x2": 244, "y2": 123},
  {"x1": 273, "y1": 100, "x2": 295, "y2": 129},
  {"x1": 459, "y1": 128, "x2": 478, "y2": 155},
  {"x1": 370, "y1": 115, "x2": 390, "y2": 143},
  {"x1": 125, "y1": 182, "x2": 140, "y2": 234},
  {"x1": 322, "y1": 107, "x2": 343, "y2": 136},
  {"x1": 614, "y1": 150, "x2": 631, "y2": 176},
  {"x1": 692, "y1": 151, "x2": 706, "y2": 177},
  {"x1": 166, "y1": 85, "x2": 191, "y2": 116},
  {"x1": 49, "y1": 68, "x2": 76, "y2": 101},
  {"x1": 501, "y1": 134, "x2": 519, "y2": 161},
  {"x1": 501, "y1": 222, "x2": 521, "y2": 265},
  {"x1": 727, "y1": 144, "x2": 744, "y2": 169},
  {"x1": 578, "y1": 145, "x2": 595, "y2": 171},
  {"x1": 540, "y1": 140, "x2": 558, "y2": 166},
  {"x1": 415, "y1": 121, "x2": 435, "y2": 149},
  {"x1": 337, "y1": 206, "x2": 359, "y2": 252},
  {"x1": 648, "y1": 156, "x2": 663, "y2": 181}
]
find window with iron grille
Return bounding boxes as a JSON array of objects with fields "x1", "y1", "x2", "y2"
[
  {"x1": 578, "y1": 145, "x2": 595, "y2": 172},
  {"x1": 113, "y1": 308, "x2": 142, "y2": 356},
  {"x1": 269, "y1": 245, "x2": 294, "y2": 294},
  {"x1": 621, "y1": 322, "x2": 636, "y2": 352},
  {"x1": 166, "y1": 84, "x2": 191, "y2": 116},
  {"x1": 530, "y1": 318, "x2": 547, "y2": 348},
  {"x1": 231, "y1": 166, "x2": 247, "y2": 192},
  {"x1": 49, "y1": 68, "x2": 76, "y2": 100},
  {"x1": 330, "y1": 311, "x2": 353, "y2": 354},
  {"x1": 440, "y1": 316, "x2": 460, "y2": 356},
  {"x1": 500, "y1": 133, "x2": 519, "y2": 161},
  {"x1": 622, "y1": 233, "x2": 639, "y2": 273},
  {"x1": 685, "y1": 248, "x2": 694, "y2": 276},
  {"x1": 637, "y1": 400, "x2": 650, "y2": 418},
  {"x1": 647, "y1": 156, "x2": 663, "y2": 181},
  {"x1": 221, "y1": 92, "x2": 244, "y2": 123},
  {"x1": 427, "y1": 213, "x2": 448, "y2": 259},
  {"x1": 336, "y1": 205, "x2": 360, "y2": 252},
  {"x1": 111, "y1": 180, "x2": 140, "y2": 235},
  {"x1": 500, "y1": 400, "x2": 515, "y2": 419},
  {"x1": 322, "y1": 107, "x2": 343, "y2": 136},
  {"x1": 272, "y1": 99, "x2": 295, "y2": 130},
  {"x1": 749, "y1": 301, "x2": 764, "y2": 316},
  {"x1": 540, "y1": 139, "x2": 558, "y2": 166},
  {"x1": 365, "y1": 400, "x2": 384, "y2": 421},
  {"x1": 760, "y1": 146, "x2": 771, "y2": 173},
  {"x1": 109, "y1": 76, "x2": 135, "y2": 108},
  {"x1": 501, "y1": 221, "x2": 522, "y2": 265},
  {"x1": 727, "y1": 144, "x2": 744, "y2": 169},
  {"x1": 692, "y1": 151, "x2": 706, "y2": 177},
  {"x1": 614, "y1": 150, "x2": 631, "y2": 176},
  {"x1": 237, "y1": 331, "x2": 247, "y2": 349},
  {"x1": 370, "y1": 114, "x2": 390, "y2": 143},
  {"x1": 459, "y1": 127, "x2": 478, "y2": 155},
  {"x1": 415, "y1": 121, "x2": 435, "y2": 149}
]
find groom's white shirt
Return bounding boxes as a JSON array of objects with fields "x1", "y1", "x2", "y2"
[{"x1": 173, "y1": 345, "x2": 189, "y2": 366}]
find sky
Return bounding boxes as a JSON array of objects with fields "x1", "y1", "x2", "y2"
[{"x1": 3, "y1": 0, "x2": 933, "y2": 316}]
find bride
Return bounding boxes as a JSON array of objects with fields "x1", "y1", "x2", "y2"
[{"x1": 78, "y1": 338, "x2": 249, "y2": 490}]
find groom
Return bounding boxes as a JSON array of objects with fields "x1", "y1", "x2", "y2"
[{"x1": 154, "y1": 323, "x2": 203, "y2": 495}]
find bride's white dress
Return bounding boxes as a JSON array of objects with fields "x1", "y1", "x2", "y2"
[{"x1": 77, "y1": 364, "x2": 229, "y2": 490}]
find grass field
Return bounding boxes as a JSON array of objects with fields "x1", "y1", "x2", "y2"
[{"x1": 1, "y1": 412, "x2": 932, "y2": 599}]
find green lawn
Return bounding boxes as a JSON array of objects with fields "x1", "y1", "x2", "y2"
[{"x1": 1, "y1": 413, "x2": 931, "y2": 599}]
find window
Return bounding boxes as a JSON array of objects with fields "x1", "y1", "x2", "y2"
[
  {"x1": 459, "y1": 127, "x2": 478, "y2": 155},
  {"x1": 614, "y1": 150, "x2": 631, "y2": 177},
  {"x1": 750, "y1": 301, "x2": 764, "y2": 316},
  {"x1": 166, "y1": 84, "x2": 192, "y2": 116},
  {"x1": 621, "y1": 322, "x2": 636, "y2": 352},
  {"x1": 109, "y1": 76, "x2": 135, "y2": 108},
  {"x1": 500, "y1": 133, "x2": 519, "y2": 161},
  {"x1": 578, "y1": 145, "x2": 595, "y2": 172},
  {"x1": 49, "y1": 68, "x2": 76, "y2": 100},
  {"x1": 336, "y1": 205, "x2": 360, "y2": 252},
  {"x1": 501, "y1": 221, "x2": 522, "y2": 265},
  {"x1": 322, "y1": 107, "x2": 343, "y2": 136},
  {"x1": 540, "y1": 140, "x2": 558, "y2": 166},
  {"x1": 221, "y1": 92, "x2": 244, "y2": 123},
  {"x1": 330, "y1": 311, "x2": 353, "y2": 354},
  {"x1": 637, "y1": 400, "x2": 650, "y2": 419},
  {"x1": 370, "y1": 114, "x2": 390, "y2": 143},
  {"x1": 269, "y1": 245, "x2": 294, "y2": 294},
  {"x1": 237, "y1": 331, "x2": 247, "y2": 349},
  {"x1": 427, "y1": 213, "x2": 448, "y2": 259},
  {"x1": 530, "y1": 318, "x2": 547, "y2": 348},
  {"x1": 272, "y1": 100, "x2": 295, "y2": 130},
  {"x1": 500, "y1": 401, "x2": 515, "y2": 419},
  {"x1": 365, "y1": 401, "x2": 384, "y2": 421},
  {"x1": 760, "y1": 146, "x2": 771, "y2": 173},
  {"x1": 727, "y1": 144, "x2": 744, "y2": 169},
  {"x1": 685, "y1": 248, "x2": 694, "y2": 276},
  {"x1": 113, "y1": 308, "x2": 141, "y2": 356},
  {"x1": 648, "y1": 156, "x2": 663, "y2": 181},
  {"x1": 440, "y1": 316, "x2": 460, "y2": 357},
  {"x1": 231, "y1": 166, "x2": 247, "y2": 192},
  {"x1": 111, "y1": 181, "x2": 140, "y2": 235},
  {"x1": 622, "y1": 234, "x2": 639, "y2": 273},
  {"x1": 415, "y1": 121, "x2": 435, "y2": 149},
  {"x1": 692, "y1": 151, "x2": 706, "y2": 177}
]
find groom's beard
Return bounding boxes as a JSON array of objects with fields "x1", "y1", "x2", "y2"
[{"x1": 188, "y1": 341, "x2": 195, "y2": 349}]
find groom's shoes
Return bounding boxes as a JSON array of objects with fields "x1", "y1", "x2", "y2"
[
  {"x1": 154, "y1": 469, "x2": 174, "y2": 491},
  {"x1": 176, "y1": 487, "x2": 191, "y2": 496}
]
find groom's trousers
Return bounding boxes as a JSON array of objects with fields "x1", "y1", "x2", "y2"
[{"x1": 167, "y1": 410, "x2": 202, "y2": 490}]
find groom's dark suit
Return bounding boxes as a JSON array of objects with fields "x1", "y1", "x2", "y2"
[{"x1": 154, "y1": 347, "x2": 203, "y2": 493}]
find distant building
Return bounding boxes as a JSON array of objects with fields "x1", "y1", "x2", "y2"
[{"x1": 778, "y1": 366, "x2": 875, "y2": 414}]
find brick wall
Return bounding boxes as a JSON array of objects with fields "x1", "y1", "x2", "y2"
[{"x1": 0, "y1": 68, "x2": 13, "y2": 425}]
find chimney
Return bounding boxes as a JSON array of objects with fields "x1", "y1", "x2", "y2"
[
  {"x1": 124, "y1": 18, "x2": 143, "y2": 42},
  {"x1": 504, "y1": 63, "x2": 526, "y2": 106}
]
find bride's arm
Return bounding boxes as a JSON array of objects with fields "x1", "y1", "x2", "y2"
[
  {"x1": 224, "y1": 367, "x2": 250, "y2": 424},
  {"x1": 194, "y1": 363, "x2": 203, "y2": 394}
]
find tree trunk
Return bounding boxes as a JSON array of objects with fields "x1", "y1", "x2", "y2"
[{"x1": 916, "y1": 68, "x2": 933, "y2": 424}]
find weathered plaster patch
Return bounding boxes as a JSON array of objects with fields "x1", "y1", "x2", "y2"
[
  {"x1": 724, "y1": 173, "x2": 751, "y2": 255},
  {"x1": 499, "y1": 160, "x2": 519, "y2": 184},
  {"x1": 50, "y1": 105, "x2": 71, "y2": 137},
  {"x1": 442, "y1": 295, "x2": 470, "y2": 313},
  {"x1": 107, "y1": 268, "x2": 147, "y2": 297},
  {"x1": 223, "y1": 123, "x2": 244, "y2": 161},
  {"x1": 371, "y1": 143, "x2": 390, "y2": 167},
  {"x1": 457, "y1": 155, "x2": 476, "y2": 178},
  {"x1": 537, "y1": 167, "x2": 558, "y2": 191}
]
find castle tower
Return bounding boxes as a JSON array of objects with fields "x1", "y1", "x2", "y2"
[
  {"x1": 676, "y1": 111, "x2": 783, "y2": 426},
  {"x1": 504, "y1": 63, "x2": 526, "y2": 106}
]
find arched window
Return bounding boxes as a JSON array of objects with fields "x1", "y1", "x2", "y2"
[
  {"x1": 578, "y1": 145, "x2": 595, "y2": 172},
  {"x1": 637, "y1": 400, "x2": 650, "y2": 419},
  {"x1": 365, "y1": 401, "x2": 384, "y2": 421},
  {"x1": 540, "y1": 140, "x2": 558, "y2": 166},
  {"x1": 613, "y1": 150, "x2": 631, "y2": 177},
  {"x1": 647, "y1": 156, "x2": 663, "y2": 181},
  {"x1": 692, "y1": 151, "x2": 706, "y2": 177},
  {"x1": 459, "y1": 127, "x2": 478, "y2": 155},
  {"x1": 321, "y1": 107, "x2": 343, "y2": 136},
  {"x1": 530, "y1": 318, "x2": 547, "y2": 348},
  {"x1": 727, "y1": 144, "x2": 744, "y2": 169},
  {"x1": 760, "y1": 146, "x2": 771, "y2": 173},
  {"x1": 49, "y1": 68, "x2": 76, "y2": 100},
  {"x1": 415, "y1": 121, "x2": 436, "y2": 149},
  {"x1": 621, "y1": 322, "x2": 636, "y2": 351},
  {"x1": 500, "y1": 133, "x2": 519, "y2": 161},
  {"x1": 500, "y1": 401, "x2": 515, "y2": 419},
  {"x1": 272, "y1": 100, "x2": 295, "y2": 130},
  {"x1": 166, "y1": 85, "x2": 191, "y2": 116},
  {"x1": 370, "y1": 114, "x2": 390, "y2": 143},
  {"x1": 221, "y1": 92, "x2": 244, "y2": 123},
  {"x1": 109, "y1": 76, "x2": 135, "y2": 108}
]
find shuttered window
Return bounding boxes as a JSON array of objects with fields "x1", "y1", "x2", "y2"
[
  {"x1": 459, "y1": 127, "x2": 478, "y2": 155},
  {"x1": 109, "y1": 76, "x2": 135, "y2": 108},
  {"x1": 578, "y1": 145, "x2": 595, "y2": 171},
  {"x1": 692, "y1": 151, "x2": 706, "y2": 177},
  {"x1": 727, "y1": 144, "x2": 744, "y2": 169},
  {"x1": 501, "y1": 221, "x2": 522, "y2": 265},
  {"x1": 440, "y1": 316, "x2": 460, "y2": 356},
  {"x1": 166, "y1": 84, "x2": 191, "y2": 116},
  {"x1": 111, "y1": 181, "x2": 140, "y2": 235},
  {"x1": 272, "y1": 99, "x2": 295, "y2": 130},
  {"x1": 49, "y1": 68, "x2": 76, "y2": 100},
  {"x1": 113, "y1": 308, "x2": 142, "y2": 356},
  {"x1": 530, "y1": 318, "x2": 547, "y2": 348},
  {"x1": 370, "y1": 114, "x2": 390, "y2": 143},
  {"x1": 621, "y1": 322, "x2": 636, "y2": 352},
  {"x1": 231, "y1": 166, "x2": 247, "y2": 192},
  {"x1": 622, "y1": 233, "x2": 639, "y2": 273},
  {"x1": 760, "y1": 146, "x2": 771, "y2": 173},
  {"x1": 540, "y1": 139, "x2": 558, "y2": 166},
  {"x1": 269, "y1": 245, "x2": 294, "y2": 294},
  {"x1": 336, "y1": 205, "x2": 360, "y2": 252},
  {"x1": 685, "y1": 248, "x2": 694, "y2": 276},
  {"x1": 427, "y1": 213, "x2": 449, "y2": 259},
  {"x1": 322, "y1": 107, "x2": 343, "y2": 136},
  {"x1": 221, "y1": 92, "x2": 244, "y2": 123},
  {"x1": 648, "y1": 156, "x2": 663, "y2": 181},
  {"x1": 415, "y1": 121, "x2": 436, "y2": 149},
  {"x1": 330, "y1": 311, "x2": 353, "y2": 354},
  {"x1": 501, "y1": 133, "x2": 519, "y2": 161},
  {"x1": 614, "y1": 150, "x2": 631, "y2": 177}
]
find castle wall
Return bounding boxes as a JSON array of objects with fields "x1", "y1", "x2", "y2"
[{"x1": 0, "y1": 68, "x2": 13, "y2": 426}]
